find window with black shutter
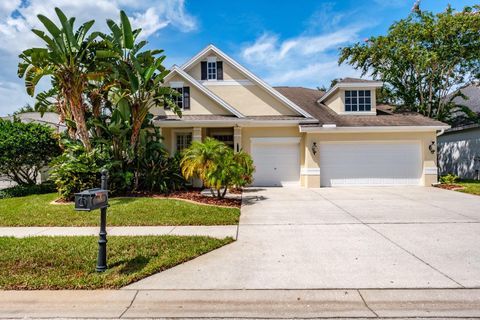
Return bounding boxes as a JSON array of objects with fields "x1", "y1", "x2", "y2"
[
  {"x1": 183, "y1": 87, "x2": 190, "y2": 110},
  {"x1": 216, "y1": 61, "x2": 223, "y2": 80},
  {"x1": 201, "y1": 61, "x2": 207, "y2": 80}
]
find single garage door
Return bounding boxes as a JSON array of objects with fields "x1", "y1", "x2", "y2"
[
  {"x1": 320, "y1": 142, "x2": 422, "y2": 187},
  {"x1": 251, "y1": 137, "x2": 300, "y2": 187}
]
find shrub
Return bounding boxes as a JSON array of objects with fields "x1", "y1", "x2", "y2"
[
  {"x1": 440, "y1": 174, "x2": 459, "y2": 184},
  {"x1": 181, "y1": 138, "x2": 255, "y2": 198},
  {"x1": 0, "y1": 182, "x2": 56, "y2": 199},
  {"x1": 49, "y1": 142, "x2": 105, "y2": 200},
  {"x1": 0, "y1": 119, "x2": 61, "y2": 185}
]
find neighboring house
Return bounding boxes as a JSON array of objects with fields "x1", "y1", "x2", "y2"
[
  {"x1": 0, "y1": 112, "x2": 63, "y2": 189},
  {"x1": 438, "y1": 84, "x2": 480, "y2": 179},
  {"x1": 154, "y1": 45, "x2": 448, "y2": 187},
  {"x1": 1, "y1": 112, "x2": 66, "y2": 132}
]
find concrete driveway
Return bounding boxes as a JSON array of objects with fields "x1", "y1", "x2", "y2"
[{"x1": 126, "y1": 187, "x2": 480, "y2": 290}]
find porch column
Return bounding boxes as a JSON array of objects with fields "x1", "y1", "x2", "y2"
[
  {"x1": 233, "y1": 126, "x2": 242, "y2": 152},
  {"x1": 192, "y1": 127, "x2": 202, "y2": 142}
]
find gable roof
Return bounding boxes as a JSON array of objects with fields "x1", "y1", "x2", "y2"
[
  {"x1": 165, "y1": 66, "x2": 245, "y2": 118},
  {"x1": 318, "y1": 78, "x2": 383, "y2": 103},
  {"x1": 180, "y1": 44, "x2": 313, "y2": 119},
  {"x1": 274, "y1": 86, "x2": 449, "y2": 129}
]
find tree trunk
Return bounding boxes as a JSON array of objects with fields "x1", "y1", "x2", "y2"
[
  {"x1": 221, "y1": 186, "x2": 228, "y2": 198},
  {"x1": 70, "y1": 98, "x2": 91, "y2": 151}
]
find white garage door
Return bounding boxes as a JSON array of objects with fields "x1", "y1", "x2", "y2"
[
  {"x1": 320, "y1": 142, "x2": 422, "y2": 187},
  {"x1": 251, "y1": 138, "x2": 300, "y2": 187}
]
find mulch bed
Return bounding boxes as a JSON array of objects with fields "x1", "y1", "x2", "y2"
[
  {"x1": 123, "y1": 189, "x2": 242, "y2": 208},
  {"x1": 52, "y1": 189, "x2": 242, "y2": 208},
  {"x1": 435, "y1": 184, "x2": 465, "y2": 191}
]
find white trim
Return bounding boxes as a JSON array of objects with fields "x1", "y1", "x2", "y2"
[
  {"x1": 165, "y1": 66, "x2": 245, "y2": 118},
  {"x1": 156, "y1": 119, "x2": 317, "y2": 128},
  {"x1": 180, "y1": 44, "x2": 313, "y2": 119},
  {"x1": 338, "y1": 111, "x2": 376, "y2": 116},
  {"x1": 319, "y1": 81, "x2": 383, "y2": 103},
  {"x1": 300, "y1": 168, "x2": 320, "y2": 176},
  {"x1": 250, "y1": 137, "x2": 301, "y2": 144},
  {"x1": 169, "y1": 81, "x2": 184, "y2": 88},
  {"x1": 200, "y1": 79, "x2": 254, "y2": 86},
  {"x1": 299, "y1": 125, "x2": 450, "y2": 133},
  {"x1": 424, "y1": 167, "x2": 438, "y2": 175},
  {"x1": 207, "y1": 56, "x2": 217, "y2": 63},
  {"x1": 322, "y1": 124, "x2": 337, "y2": 128}
]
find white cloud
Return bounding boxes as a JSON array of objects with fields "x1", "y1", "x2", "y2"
[
  {"x1": 240, "y1": 24, "x2": 368, "y2": 88},
  {"x1": 0, "y1": 0, "x2": 197, "y2": 115}
]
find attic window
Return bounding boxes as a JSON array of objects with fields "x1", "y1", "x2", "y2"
[
  {"x1": 345, "y1": 90, "x2": 371, "y2": 112},
  {"x1": 207, "y1": 61, "x2": 217, "y2": 80}
]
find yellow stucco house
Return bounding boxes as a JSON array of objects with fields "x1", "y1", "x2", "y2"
[{"x1": 153, "y1": 45, "x2": 449, "y2": 188}]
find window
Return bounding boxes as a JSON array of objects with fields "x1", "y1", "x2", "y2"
[
  {"x1": 207, "y1": 61, "x2": 217, "y2": 80},
  {"x1": 173, "y1": 87, "x2": 183, "y2": 109},
  {"x1": 176, "y1": 133, "x2": 192, "y2": 152},
  {"x1": 212, "y1": 134, "x2": 234, "y2": 147},
  {"x1": 345, "y1": 90, "x2": 371, "y2": 112}
]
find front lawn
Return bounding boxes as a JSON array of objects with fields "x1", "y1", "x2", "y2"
[
  {"x1": 0, "y1": 235, "x2": 233, "y2": 289},
  {"x1": 0, "y1": 193, "x2": 240, "y2": 226},
  {"x1": 457, "y1": 180, "x2": 480, "y2": 196}
]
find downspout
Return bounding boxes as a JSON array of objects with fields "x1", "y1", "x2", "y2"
[{"x1": 434, "y1": 129, "x2": 446, "y2": 184}]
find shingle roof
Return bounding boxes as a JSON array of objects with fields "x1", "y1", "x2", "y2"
[
  {"x1": 274, "y1": 86, "x2": 447, "y2": 127},
  {"x1": 452, "y1": 84, "x2": 480, "y2": 114},
  {"x1": 337, "y1": 77, "x2": 380, "y2": 84}
]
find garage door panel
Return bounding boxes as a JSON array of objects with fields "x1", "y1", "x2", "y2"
[
  {"x1": 251, "y1": 141, "x2": 300, "y2": 187},
  {"x1": 320, "y1": 142, "x2": 422, "y2": 187}
]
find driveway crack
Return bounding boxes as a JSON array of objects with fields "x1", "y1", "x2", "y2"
[
  {"x1": 316, "y1": 192, "x2": 465, "y2": 288},
  {"x1": 119, "y1": 290, "x2": 139, "y2": 318},
  {"x1": 357, "y1": 289, "x2": 379, "y2": 317}
]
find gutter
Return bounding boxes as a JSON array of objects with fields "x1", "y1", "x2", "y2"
[{"x1": 299, "y1": 125, "x2": 451, "y2": 133}]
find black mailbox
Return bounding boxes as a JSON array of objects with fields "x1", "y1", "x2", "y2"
[{"x1": 74, "y1": 188, "x2": 108, "y2": 211}]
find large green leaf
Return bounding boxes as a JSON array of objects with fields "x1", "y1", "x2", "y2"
[
  {"x1": 120, "y1": 10, "x2": 134, "y2": 49},
  {"x1": 55, "y1": 8, "x2": 76, "y2": 51},
  {"x1": 37, "y1": 14, "x2": 62, "y2": 37}
]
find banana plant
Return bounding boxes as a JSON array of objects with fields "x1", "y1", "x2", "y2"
[
  {"x1": 98, "y1": 10, "x2": 180, "y2": 151},
  {"x1": 18, "y1": 7, "x2": 102, "y2": 150}
]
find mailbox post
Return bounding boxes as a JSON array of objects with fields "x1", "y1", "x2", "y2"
[{"x1": 74, "y1": 169, "x2": 109, "y2": 272}]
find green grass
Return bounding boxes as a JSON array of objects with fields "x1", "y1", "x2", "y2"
[
  {"x1": 0, "y1": 193, "x2": 240, "y2": 226},
  {"x1": 0, "y1": 235, "x2": 233, "y2": 289},
  {"x1": 457, "y1": 180, "x2": 480, "y2": 196}
]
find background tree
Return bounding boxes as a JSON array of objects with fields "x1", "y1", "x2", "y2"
[
  {"x1": 339, "y1": 4, "x2": 480, "y2": 123},
  {"x1": 0, "y1": 119, "x2": 61, "y2": 185}
]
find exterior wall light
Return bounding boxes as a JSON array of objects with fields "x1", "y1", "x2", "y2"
[
  {"x1": 428, "y1": 141, "x2": 436, "y2": 154},
  {"x1": 312, "y1": 142, "x2": 318, "y2": 155}
]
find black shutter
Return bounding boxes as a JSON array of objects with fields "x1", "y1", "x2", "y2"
[
  {"x1": 217, "y1": 61, "x2": 223, "y2": 80},
  {"x1": 183, "y1": 87, "x2": 190, "y2": 110},
  {"x1": 201, "y1": 61, "x2": 207, "y2": 80},
  {"x1": 164, "y1": 92, "x2": 171, "y2": 110}
]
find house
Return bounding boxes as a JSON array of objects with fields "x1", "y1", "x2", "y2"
[
  {"x1": 153, "y1": 45, "x2": 449, "y2": 187},
  {"x1": 438, "y1": 84, "x2": 480, "y2": 180}
]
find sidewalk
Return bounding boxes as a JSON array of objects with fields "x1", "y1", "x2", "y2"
[
  {"x1": 1, "y1": 289, "x2": 480, "y2": 318},
  {"x1": 0, "y1": 225, "x2": 238, "y2": 239}
]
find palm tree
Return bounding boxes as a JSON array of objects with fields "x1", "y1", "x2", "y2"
[{"x1": 18, "y1": 8, "x2": 100, "y2": 150}]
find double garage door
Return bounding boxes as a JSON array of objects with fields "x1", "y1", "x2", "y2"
[{"x1": 250, "y1": 138, "x2": 422, "y2": 187}]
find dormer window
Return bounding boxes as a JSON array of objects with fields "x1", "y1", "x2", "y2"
[
  {"x1": 201, "y1": 58, "x2": 223, "y2": 81},
  {"x1": 207, "y1": 61, "x2": 217, "y2": 80},
  {"x1": 345, "y1": 90, "x2": 371, "y2": 112}
]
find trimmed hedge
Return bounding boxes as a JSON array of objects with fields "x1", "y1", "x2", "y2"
[{"x1": 0, "y1": 182, "x2": 56, "y2": 199}]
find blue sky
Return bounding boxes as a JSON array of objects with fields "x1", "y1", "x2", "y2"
[{"x1": 0, "y1": 0, "x2": 478, "y2": 115}]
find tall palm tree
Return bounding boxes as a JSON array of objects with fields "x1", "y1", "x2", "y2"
[{"x1": 18, "y1": 8, "x2": 100, "y2": 150}]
